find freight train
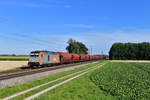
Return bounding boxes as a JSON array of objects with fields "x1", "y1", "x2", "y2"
[{"x1": 28, "y1": 50, "x2": 102, "y2": 67}]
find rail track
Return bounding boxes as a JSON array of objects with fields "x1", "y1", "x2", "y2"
[{"x1": 0, "y1": 61, "x2": 95, "y2": 81}]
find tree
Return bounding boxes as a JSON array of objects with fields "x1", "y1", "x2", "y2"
[
  {"x1": 66, "y1": 38, "x2": 88, "y2": 54},
  {"x1": 109, "y1": 42, "x2": 150, "y2": 60}
]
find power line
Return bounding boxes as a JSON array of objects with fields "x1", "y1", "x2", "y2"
[
  {"x1": 0, "y1": 34, "x2": 47, "y2": 47},
  {"x1": 0, "y1": 33, "x2": 66, "y2": 50}
]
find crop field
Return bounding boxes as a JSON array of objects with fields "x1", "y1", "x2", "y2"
[
  {"x1": 0, "y1": 56, "x2": 29, "y2": 61},
  {"x1": 90, "y1": 62, "x2": 150, "y2": 100},
  {"x1": 0, "y1": 61, "x2": 28, "y2": 71}
]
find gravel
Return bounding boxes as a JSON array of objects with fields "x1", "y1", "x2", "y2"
[{"x1": 0, "y1": 63, "x2": 93, "y2": 88}]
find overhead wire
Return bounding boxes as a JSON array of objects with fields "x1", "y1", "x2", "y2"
[{"x1": 0, "y1": 33, "x2": 67, "y2": 52}]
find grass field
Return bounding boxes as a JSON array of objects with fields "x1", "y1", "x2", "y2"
[
  {"x1": 90, "y1": 62, "x2": 150, "y2": 100},
  {"x1": 0, "y1": 56, "x2": 29, "y2": 61}
]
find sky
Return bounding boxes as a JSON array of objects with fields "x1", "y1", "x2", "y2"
[{"x1": 0, "y1": 0, "x2": 150, "y2": 55}]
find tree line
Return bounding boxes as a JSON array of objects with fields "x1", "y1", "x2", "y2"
[
  {"x1": 66, "y1": 38, "x2": 88, "y2": 54},
  {"x1": 109, "y1": 42, "x2": 150, "y2": 60}
]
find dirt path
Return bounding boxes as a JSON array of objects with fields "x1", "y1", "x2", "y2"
[{"x1": 0, "y1": 61, "x2": 28, "y2": 71}]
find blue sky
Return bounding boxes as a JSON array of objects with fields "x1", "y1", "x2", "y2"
[{"x1": 0, "y1": 0, "x2": 150, "y2": 55}]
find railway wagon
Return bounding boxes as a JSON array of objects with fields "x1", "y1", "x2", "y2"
[
  {"x1": 99, "y1": 56, "x2": 102, "y2": 60},
  {"x1": 93, "y1": 56, "x2": 97, "y2": 60},
  {"x1": 85, "y1": 55, "x2": 90, "y2": 61},
  {"x1": 95, "y1": 56, "x2": 99, "y2": 60},
  {"x1": 79, "y1": 54, "x2": 86, "y2": 62},
  {"x1": 92, "y1": 55, "x2": 95, "y2": 60},
  {"x1": 97, "y1": 56, "x2": 101, "y2": 60},
  {"x1": 28, "y1": 51, "x2": 60, "y2": 67},
  {"x1": 57, "y1": 52, "x2": 72, "y2": 64},
  {"x1": 93, "y1": 55, "x2": 96, "y2": 60},
  {"x1": 89, "y1": 55, "x2": 93, "y2": 60},
  {"x1": 95, "y1": 56, "x2": 98, "y2": 60},
  {"x1": 71, "y1": 54, "x2": 80, "y2": 62}
]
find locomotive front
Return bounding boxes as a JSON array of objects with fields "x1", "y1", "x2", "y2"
[{"x1": 28, "y1": 51, "x2": 41, "y2": 67}]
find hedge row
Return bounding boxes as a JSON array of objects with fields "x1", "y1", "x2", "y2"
[{"x1": 109, "y1": 42, "x2": 150, "y2": 60}]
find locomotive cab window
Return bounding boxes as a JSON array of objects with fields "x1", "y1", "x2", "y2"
[{"x1": 30, "y1": 54, "x2": 39, "y2": 57}]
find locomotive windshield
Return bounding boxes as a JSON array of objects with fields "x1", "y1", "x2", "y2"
[{"x1": 30, "y1": 53, "x2": 39, "y2": 57}]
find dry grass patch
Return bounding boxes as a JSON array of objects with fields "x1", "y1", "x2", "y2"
[{"x1": 0, "y1": 61, "x2": 28, "y2": 71}]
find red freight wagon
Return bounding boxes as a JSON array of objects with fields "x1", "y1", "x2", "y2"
[
  {"x1": 79, "y1": 54, "x2": 86, "y2": 61},
  {"x1": 57, "y1": 52, "x2": 72, "y2": 64},
  {"x1": 97, "y1": 56, "x2": 102, "y2": 60},
  {"x1": 89, "y1": 55, "x2": 93, "y2": 60},
  {"x1": 99, "y1": 56, "x2": 103, "y2": 60},
  {"x1": 71, "y1": 54, "x2": 80, "y2": 62},
  {"x1": 96, "y1": 56, "x2": 99, "y2": 60},
  {"x1": 85, "y1": 55, "x2": 90, "y2": 61},
  {"x1": 91, "y1": 55, "x2": 94, "y2": 60},
  {"x1": 98, "y1": 56, "x2": 101, "y2": 60},
  {"x1": 95, "y1": 56, "x2": 97, "y2": 60},
  {"x1": 93, "y1": 56, "x2": 97, "y2": 60},
  {"x1": 94, "y1": 56, "x2": 97, "y2": 60}
]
